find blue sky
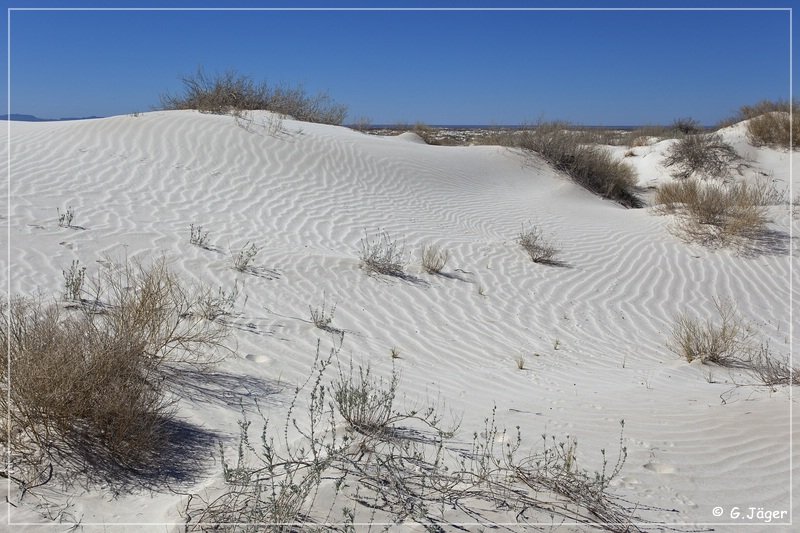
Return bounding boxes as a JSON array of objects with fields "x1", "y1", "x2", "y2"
[{"x1": 2, "y1": 1, "x2": 796, "y2": 125}]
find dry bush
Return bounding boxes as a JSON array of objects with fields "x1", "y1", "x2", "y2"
[
  {"x1": 654, "y1": 178, "x2": 768, "y2": 245},
  {"x1": 161, "y1": 68, "x2": 347, "y2": 125},
  {"x1": 748, "y1": 343, "x2": 800, "y2": 387},
  {"x1": 663, "y1": 133, "x2": 739, "y2": 180},
  {"x1": 420, "y1": 243, "x2": 449, "y2": 274},
  {"x1": 517, "y1": 223, "x2": 561, "y2": 265},
  {"x1": 737, "y1": 99, "x2": 799, "y2": 149},
  {"x1": 667, "y1": 299, "x2": 749, "y2": 365},
  {"x1": 186, "y1": 346, "x2": 645, "y2": 532},
  {"x1": 309, "y1": 293, "x2": 337, "y2": 331},
  {"x1": 515, "y1": 122, "x2": 641, "y2": 207},
  {"x1": 358, "y1": 230, "x2": 407, "y2": 276},
  {"x1": 623, "y1": 125, "x2": 682, "y2": 147},
  {"x1": 0, "y1": 258, "x2": 228, "y2": 483},
  {"x1": 671, "y1": 117, "x2": 702, "y2": 135}
]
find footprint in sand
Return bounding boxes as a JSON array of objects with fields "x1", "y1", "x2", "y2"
[
  {"x1": 643, "y1": 462, "x2": 676, "y2": 474},
  {"x1": 245, "y1": 353, "x2": 270, "y2": 364}
]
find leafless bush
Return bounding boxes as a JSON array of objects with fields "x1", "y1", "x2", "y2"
[
  {"x1": 358, "y1": 230, "x2": 407, "y2": 276},
  {"x1": 62, "y1": 259, "x2": 86, "y2": 302},
  {"x1": 161, "y1": 68, "x2": 347, "y2": 125},
  {"x1": 420, "y1": 243, "x2": 449, "y2": 274},
  {"x1": 185, "y1": 345, "x2": 645, "y2": 531},
  {"x1": 309, "y1": 293, "x2": 337, "y2": 331},
  {"x1": 654, "y1": 178, "x2": 768, "y2": 245},
  {"x1": 671, "y1": 117, "x2": 702, "y2": 135},
  {"x1": 196, "y1": 281, "x2": 241, "y2": 321},
  {"x1": 515, "y1": 122, "x2": 641, "y2": 207},
  {"x1": 232, "y1": 242, "x2": 261, "y2": 272},
  {"x1": 663, "y1": 133, "x2": 739, "y2": 180},
  {"x1": 189, "y1": 223, "x2": 210, "y2": 248},
  {"x1": 57, "y1": 206, "x2": 74, "y2": 228},
  {"x1": 747, "y1": 342, "x2": 799, "y2": 387},
  {"x1": 517, "y1": 223, "x2": 561, "y2": 265}
]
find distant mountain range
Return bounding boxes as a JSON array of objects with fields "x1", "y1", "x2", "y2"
[{"x1": 2, "y1": 113, "x2": 103, "y2": 122}]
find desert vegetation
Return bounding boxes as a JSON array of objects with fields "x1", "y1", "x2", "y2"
[
  {"x1": 720, "y1": 99, "x2": 799, "y2": 149},
  {"x1": 161, "y1": 69, "x2": 347, "y2": 125},
  {"x1": 358, "y1": 229, "x2": 407, "y2": 277},
  {"x1": 185, "y1": 344, "x2": 646, "y2": 531},
  {"x1": 1, "y1": 257, "x2": 228, "y2": 487},
  {"x1": 517, "y1": 223, "x2": 561, "y2": 265},
  {"x1": 513, "y1": 122, "x2": 641, "y2": 207},
  {"x1": 662, "y1": 133, "x2": 739, "y2": 180},
  {"x1": 654, "y1": 178, "x2": 772, "y2": 245},
  {"x1": 668, "y1": 299, "x2": 797, "y2": 386},
  {"x1": 420, "y1": 243, "x2": 449, "y2": 274}
]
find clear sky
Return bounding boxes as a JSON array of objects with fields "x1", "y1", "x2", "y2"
[{"x1": 2, "y1": 1, "x2": 796, "y2": 125}]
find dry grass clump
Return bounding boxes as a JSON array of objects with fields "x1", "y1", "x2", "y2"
[
  {"x1": 517, "y1": 223, "x2": 561, "y2": 265},
  {"x1": 736, "y1": 99, "x2": 799, "y2": 149},
  {"x1": 668, "y1": 301, "x2": 798, "y2": 387},
  {"x1": 161, "y1": 68, "x2": 347, "y2": 125},
  {"x1": 662, "y1": 133, "x2": 739, "y2": 180},
  {"x1": 420, "y1": 243, "x2": 449, "y2": 274},
  {"x1": 668, "y1": 299, "x2": 747, "y2": 365},
  {"x1": 309, "y1": 293, "x2": 337, "y2": 331},
  {"x1": 358, "y1": 230, "x2": 407, "y2": 276},
  {"x1": 654, "y1": 178, "x2": 768, "y2": 245},
  {"x1": 515, "y1": 122, "x2": 641, "y2": 207},
  {"x1": 1, "y1": 258, "x2": 227, "y2": 482}
]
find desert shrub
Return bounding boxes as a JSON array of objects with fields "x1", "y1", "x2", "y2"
[
  {"x1": 748, "y1": 342, "x2": 800, "y2": 387},
  {"x1": 667, "y1": 299, "x2": 749, "y2": 365},
  {"x1": 517, "y1": 223, "x2": 561, "y2": 265},
  {"x1": 57, "y1": 206, "x2": 74, "y2": 228},
  {"x1": 737, "y1": 99, "x2": 798, "y2": 149},
  {"x1": 185, "y1": 345, "x2": 644, "y2": 531},
  {"x1": 1, "y1": 258, "x2": 227, "y2": 483},
  {"x1": 671, "y1": 117, "x2": 702, "y2": 135},
  {"x1": 232, "y1": 241, "x2": 261, "y2": 272},
  {"x1": 358, "y1": 230, "x2": 407, "y2": 276},
  {"x1": 516, "y1": 122, "x2": 641, "y2": 207},
  {"x1": 654, "y1": 178, "x2": 768, "y2": 245},
  {"x1": 662, "y1": 133, "x2": 739, "y2": 180},
  {"x1": 309, "y1": 293, "x2": 337, "y2": 331},
  {"x1": 189, "y1": 223, "x2": 210, "y2": 248},
  {"x1": 420, "y1": 243, "x2": 449, "y2": 274},
  {"x1": 62, "y1": 259, "x2": 86, "y2": 302},
  {"x1": 196, "y1": 281, "x2": 241, "y2": 321},
  {"x1": 161, "y1": 68, "x2": 347, "y2": 125}
]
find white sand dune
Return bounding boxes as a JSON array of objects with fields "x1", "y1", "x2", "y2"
[{"x1": 1, "y1": 111, "x2": 796, "y2": 530}]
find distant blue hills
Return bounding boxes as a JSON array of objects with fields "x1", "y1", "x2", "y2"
[{"x1": 2, "y1": 113, "x2": 103, "y2": 122}]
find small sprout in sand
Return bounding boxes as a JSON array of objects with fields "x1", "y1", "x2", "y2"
[
  {"x1": 516, "y1": 356, "x2": 525, "y2": 370},
  {"x1": 189, "y1": 223, "x2": 211, "y2": 248},
  {"x1": 553, "y1": 339, "x2": 561, "y2": 350},
  {"x1": 57, "y1": 206, "x2": 74, "y2": 228},
  {"x1": 62, "y1": 260, "x2": 86, "y2": 302},
  {"x1": 390, "y1": 347, "x2": 401, "y2": 359},
  {"x1": 232, "y1": 242, "x2": 261, "y2": 272}
]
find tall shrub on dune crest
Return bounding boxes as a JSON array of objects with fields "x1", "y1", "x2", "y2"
[{"x1": 161, "y1": 68, "x2": 348, "y2": 125}]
